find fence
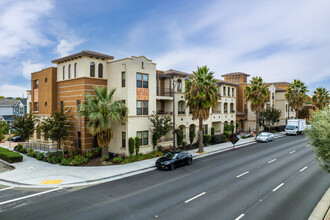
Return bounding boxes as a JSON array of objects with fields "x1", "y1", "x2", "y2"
[{"x1": 22, "y1": 142, "x2": 57, "y2": 152}]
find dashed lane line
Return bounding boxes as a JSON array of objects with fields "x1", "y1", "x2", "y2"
[
  {"x1": 185, "y1": 192, "x2": 206, "y2": 203},
  {"x1": 268, "y1": 159, "x2": 277, "y2": 164},
  {"x1": 272, "y1": 183, "x2": 284, "y2": 192},
  {"x1": 300, "y1": 166, "x2": 308, "y2": 172},
  {"x1": 235, "y1": 213, "x2": 245, "y2": 220},
  {"x1": 289, "y1": 151, "x2": 295, "y2": 154},
  {"x1": 236, "y1": 171, "x2": 249, "y2": 178}
]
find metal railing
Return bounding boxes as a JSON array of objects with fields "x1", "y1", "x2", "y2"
[
  {"x1": 178, "y1": 111, "x2": 186, "y2": 115},
  {"x1": 157, "y1": 110, "x2": 173, "y2": 115},
  {"x1": 157, "y1": 87, "x2": 173, "y2": 96},
  {"x1": 213, "y1": 110, "x2": 221, "y2": 113},
  {"x1": 22, "y1": 142, "x2": 57, "y2": 152}
]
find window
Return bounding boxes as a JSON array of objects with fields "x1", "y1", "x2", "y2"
[
  {"x1": 137, "y1": 73, "x2": 148, "y2": 88},
  {"x1": 34, "y1": 102, "x2": 39, "y2": 111},
  {"x1": 68, "y1": 64, "x2": 71, "y2": 79},
  {"x1": 74, "y1": 63, "x2": 77, "y2": 78},
  {"x1": 45, "y1": 102, "x2": 47, "y2": 107},
  {"x1": 232, "y1": 88, "x2": 234, "y2": 97},
  {"x1": 77, "y1": 100, "x2": 81, "y2": 112},
  {"x1": 177, "y1": 79, "x2": 182, "y2": 92},
  {"x1": 90, "y1": 62, "x2": 95, "y2": 77},
  {"x1": 178, "y1": 101, "x2": 185, "y2": 114},
  {"x1": 203, "y1": 125, "x2": 208, "y2": 134},
  {"x1": 223, "y1": 87, "x2": 226, "y2": 96},
  {"x1": 137, "y1": 131, "x2": 148, "y2": 146},
  {"x1": 228, "y1": 87, "x2": 230, "y2": 96},
  {"x1": 34, "y1": 80, "x2": 39, "y2": 89},
  {"x1": 60, "y1": 101, "x2": 64, "y2": 111},
  {"x1": 63, "y1": 66, "x2": 65, "y2": 80},
  {"x1": 272, "y1": 93, "x2": 275, "y2": 100},
  {"x1": 98, "y1": 63, "x2": 103, "y2": 78},
  {"x1": 45, "y1": 78, "x2": 47, "y2": 83},
  {"x1": 122, "y1": 132, "x2": 126, "y2": 148},
  {"x1": 224, "y1": 103, "x2": 228, "y2": 113},
  {"x1": 121, "y1": 100, "x2": 126, "y2": 104},
  {"x1": 137, "y1": 101, "x2": 148, "y2": 115},
  {"x1": 141, "y1": 62, "x2": 144, "y2": 68},
  {"x1": 122, "y1": 72, "x2": 126, "y2": 87}
]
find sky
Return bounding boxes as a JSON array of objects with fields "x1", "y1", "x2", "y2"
[{"x1": 0, "y1": 0, "x2": 329, "y2": 97}]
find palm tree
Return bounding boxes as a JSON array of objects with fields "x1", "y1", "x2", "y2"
[
  {"x1": 312, "y1": 87, "x2": 330, "y2": 110},
  {"x1": 185, "y1": 66, "x2": 219, "y2": 153},
  {"x1": 79, "y1": 87, "x2": 128, "y2": 157},
  {"x1": 259, "y1": 107, "x2": 282, "y2": 132},
  {"x1": 244, "y1": 77, "x2": 269, "y2": 134},
  {"x1": 285, "y1": 79, "x2": 308, "y2": 118}
]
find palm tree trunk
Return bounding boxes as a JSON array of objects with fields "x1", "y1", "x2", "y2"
[
  {"x1": 102, "y1": 146, "x2": 109, "y2": 157},
  {"x1": 256, "y1": 111, "x2": 259, "y2": 135},
  {"x1": 198, "y1": 118, "x2": 204, "y2": 153},
  {"x1": 296, "y1": 109, "x2": 299, "y2": 119}
]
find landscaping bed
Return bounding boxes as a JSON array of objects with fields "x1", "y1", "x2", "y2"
[{"x1": 0, "y1": 147, "x2": 23, "y2": 163}]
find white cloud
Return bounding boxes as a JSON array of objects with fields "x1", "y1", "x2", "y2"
[
  {"x1": 55, "y1": 39, "x2": 83, "y2": 57},
  {"x1": 22, "y1": 60, "x2": 46, "y2": 79},
  {"x1": 0, "y1": 84, "x2": 28, "y2": 98},
  {"x1": 0, "y1": 0, "x2": 53, "y2": 58}
]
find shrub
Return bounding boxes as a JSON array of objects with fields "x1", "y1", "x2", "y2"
[
  {"x1": 210, "y1": 134, "x2": 226, "y2": 144},
  {"x1": 51, "y1": 155, "x2": 62, "y2": 164},
  {"x1": 203, "y1": 134, "x2": 212, "y2": 146},
  {"x1": 113, "y1": 156, "x2": 124, "y2": 164},
  {"x1": 86, "y1": 150, "x2": 93, "y2": 159},
  {"x1": 135, "y1": 136, "x2": 140, "y2": 156},
  {"x1": 129, "y1": 137, "x2": 135, "y2": 155},
  {"x1": 71, "y1": 155, "x2": 88, "y2": 166},
  {"x1": 271, "y1": 130, "x2": 277, "y2": 133},
  {"x1": 14, "y1": 144, "x2": 23, "y2": 152},
  {"x1": 211, "y1": 127, "x2": 215, "y2": 135},
  {"x1": 101, "y1": 155, "x2": 109, "y2": 162},
  {"x1": 0, "y1": 131, "x2": 4, "y2": 142},
  {"x1": 20, "y1": 147, "x2": 27, "y2": 154},
  {"x1": 36, "y1": 152, "x2": 45, "y2": 160},
  {"x1": 223, "y1": 131, "x2": 231, "y2": 138},
  {"x1": 189, "y1": 129, "x2": 195, "y2": 145},
  {"x1": 0, "y1": 147, "x2": 23, "y2": 163},
  {"x1": 176, "y1": 130, "x2": 183, "y2": 148},
  {"x1": 27, "y1": 148, "x2": 35, "y2": 157},
  {"x1": 60, "y1": 157, "x2": 72, "y2": 166},
  {"x1": 242, "y1": 135, "x2": 247, "y2": 139},
  {"x1": 157, "y1": 145, "x2": 163, "y2": 152}
]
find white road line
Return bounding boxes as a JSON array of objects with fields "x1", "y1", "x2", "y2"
[
  {"x1": 272, "y1": 183, "x2": 284, "y2": 192},
  {"x1": 235, "y1": 213, "x2": 245, "y2": 220},
  {"x1": 236, "y1": 171, "x2": 249, "y2": 178},
  {"x1": 0, "y1": 186, "x2": 14, "y2": 192},
  {"x1": 0, "y1": 188, "x2": 62, "y2": 206},
  {"x1": 268, "y1": 159, "x2": 277, "y2": 164},
  {"x1": 300, "y1": 166, "x2": 308, "y2": 172},
  {"x1": 289, "y1": 151, "x2": 295, "y2": 154},
  {"x1": 184, "y1": 192, "x2": 206, "y2": 203}
]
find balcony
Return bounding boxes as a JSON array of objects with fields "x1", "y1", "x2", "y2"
[
  {"x1": 157, "y1": 87, "x2": 173, "y2": 97},
  {"x1": 213, "y1": 110, "x2": 221, "y2": 114},
  {"x1": 178, "y1": 111, "x2": 186, "y2": 115},
  {"x1": 157, "y1": 110, "x2": 173, "y2": 115}
]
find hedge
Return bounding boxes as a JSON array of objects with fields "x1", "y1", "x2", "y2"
[
  {"x1": 0, "y1": 147, "x2": 23, "y2": 163},
  {"x1": 210, "y1": 134, "x2": 227, "y2": 144}
]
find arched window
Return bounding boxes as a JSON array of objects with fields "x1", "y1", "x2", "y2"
[
  {"x1": 68, "y1": 64, "x2": 71, "y2": 79},
  {"x1": 230, "y1": 103, "x2": 234, "y2": 112},
  {"x1": 90, "y1": 62, "x2": 95, "y2": 77},
  {"x1": 98, "y1": 63, "x2": 103, "y2": 78},
  {"x1": 224, "y1": 103, "x2": 228, "y2": 113},
  {"x1": 63, "y1": 66, "x2": 65, "y2": 80},
  {"x1": 74, "y1": 63, "x2": 77, "y2": 78},
  {"x1": 223, "y1": 86, "x2": 226, "y2": 96}
]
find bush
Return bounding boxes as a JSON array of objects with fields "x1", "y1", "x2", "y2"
[
  {"x1": 20, "y1": 147, "x2": 27, "y2": 154},
  {"x1": 14, "y1": 144, "x2": 23, "y2": 152},
  {"x1": 135, "y1": 136, "x2": 140, "y2": 156},
  {"x1": 271, "y1": 130, "x2": 277, "y2": 133},
  {"x1": 189, "y1": 129, "x2": 195, "y2": 145},
  {"x1": 112, "y1": 156, "x2": 124, "y2": 164},
  {"x1": 0, "y1": 147, "x2": 23, "y2": 163},
  {"x1": 36, "y1": 152, "x2": 45, "y2": 160},
  {"x1": 51, "y1": 155, "x2": 62, "y2": 164},
  {"x1": 203, "y1": 134, "x2": 212, "y2": 146},
  {"x1": 176, "y1": 130, "x2": 183, "y2": 148},
  {"x1": 27, "y1": 148, "x2": 35, "y2": 157},
  {"x1": 86, "y1": 150, "x2": 93, "y2": 159},
  {"x1": 60, "y1": 157, "x2": 72, "y2": 166},
  {"x1": 0, "y1": 131, "x2": 4, "y2": 142},
  {"x1": 129, "y1": 137, "x2": 135, "y2": 155},
  {"x1": 210, "y1": 134, "x2": 226, "y2": 144},
  {"x1": 223, "y1": 131, "x2": 231, "y2": 138},
  {"x1": 71, "y1": 155, "x2": 88, "y2": 166},
  {"x1": 242, "y1": 135, "x2": 247, "y2": 139},
  {"x1": 211, "y1": 127, "x2": 215, "y2": 135},
  {"x1": 101, "y1": 155, "x2": 109, "y2": 162}
]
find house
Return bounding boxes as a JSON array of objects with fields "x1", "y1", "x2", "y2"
[{"x1": 0, "y1": 99, "x2": 27, "y2": 125}]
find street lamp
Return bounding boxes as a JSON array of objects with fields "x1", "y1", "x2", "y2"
[{"x1": 172, "y1": 75, "x2": 190, "y2": 152}]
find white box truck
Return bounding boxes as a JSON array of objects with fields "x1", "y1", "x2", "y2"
[{"x1": 285, "y1": 119, "x2": 306, "y2": 135}]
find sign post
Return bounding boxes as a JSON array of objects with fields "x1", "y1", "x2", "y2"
[{"x1": 228, "y1": 133, "x2": 239, "y2": 149}]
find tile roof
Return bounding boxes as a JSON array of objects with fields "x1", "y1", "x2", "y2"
[
  {"x1": 221, "y1": 72, "x2": 250, "y2": 77},
  {"x1": 164, "y1": 69, "x2": 192, "y2": 76},
  {"x1": 266, "y1": 82, "x2": 290, "y2": 85},
  {"x1": 275, "y1": 87, "x2": 287, "y2": 92},
  {"x1": 51, "y1": 50, "x2": 114, "y2": 63},
  {"x1": 0, "y1": 99, "x2": 20, "y2": 106}
]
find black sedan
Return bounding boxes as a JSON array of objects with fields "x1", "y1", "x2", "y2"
[
  {"x1": 10, "y1": 136, "x2": 24, "y2": 142},
  {"x1": 155, "y1": 151, "x2": 193, "y2": 170}
]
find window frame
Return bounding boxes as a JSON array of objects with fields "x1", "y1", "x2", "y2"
[
  {"x1": 98, "y1": 63, "x2": 103, "y2": 78},
  {"x1": 137, "y1": 73, "x2": 148, "y2": 88},
  {"x1": 122, "y1": 132, "x2": 126, "y2": 148},
  {"x1": 137, "y1": 100, "x2": 148, "y2": 115},
  {"x1": 68, "y1": 64, "x2": 71, "y2": 79},
  {"x1": 122, "y1": 71, "x2": 126, "y2": 87},
  {"x1": 90, "y1": 62, "x2": 95, "y2": 77},
  {"x1": 137, "y1": 131, "x2": 148, "y2": 146},
  {"x1": 74, "y1": 63, "x2": 77, "y2": 78},
  {"x1": 34, "y1": 80, "x2": 39, "y2": 89},
  {"x1": 34, "y1": 102, "x2": 39, "y2": 112},
  {"x1": 63, "y1": 66, "x2": 65, "y2": 80}
]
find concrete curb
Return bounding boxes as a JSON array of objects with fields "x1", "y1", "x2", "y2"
[
  {"x1": 309, "y1": 187, "x2": 330, "y2": 220},
  {"x1": 0, "y1": 132, "x2": 287, "y2": 188}
]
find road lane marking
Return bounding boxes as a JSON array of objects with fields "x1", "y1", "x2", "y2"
[
  {"x1": 289, "y1": 151, "x2": 295, "y2": 154},
  {"x1": 0, "y1": 186, "x2": 14, "y2": 192},
  {"x1": 268, "y1": 159, "x2": 277, "y2": 164},
  {"x1": 272, "y1": 183, "x2": 284, "y2": 192},
  {"x1": 185, "y1": 192, "x2": 206, "y2": 203},
  {"x1": 236, "y1": 171, "x2": 249, "y2": 178},
  {"x1": 0, "y1": 188, "x2": 62, "y2": 206},
  {"x1": 235, "y1": 213, "x2": 245, "y2": 220},
  {"x1": 40, "y1": 179, "x2": 63, "y2": 184},
  {"x1": 300, "y1": 166, "x2": 308, "y2": 172}
]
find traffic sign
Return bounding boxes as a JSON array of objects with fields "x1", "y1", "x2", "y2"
[{"x1": 229, "y1": 133, "x2": 239, "y2": 145}]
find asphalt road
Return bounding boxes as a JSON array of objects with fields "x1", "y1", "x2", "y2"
[{"x1": 0, "y1": 135, "x2": 329, "y2": 220}]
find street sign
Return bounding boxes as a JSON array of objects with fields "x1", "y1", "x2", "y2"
[{"x1": 229, "y1": 133, "x2": 239, "y2": 145}]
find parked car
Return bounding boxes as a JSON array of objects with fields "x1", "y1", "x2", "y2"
[
  {"x1": 256, "y1": 132, "x2": 274, "y2": 143},
  {"x1": 155, "y1": 151, "x2": 193, "y2": 170},
  {"x1": 10, "y1": 136, "x2": 24, "y2": 142}
]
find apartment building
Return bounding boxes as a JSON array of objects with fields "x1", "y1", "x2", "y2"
[
  {"x1": 221, "y1": 73, "x2": 295, "y2": 132},
  {"x1": 29, "y1": 50, "x2": 236, "y2": 155}
]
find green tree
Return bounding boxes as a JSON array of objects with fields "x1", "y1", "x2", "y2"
[
  {"x1": 305, "y1": 108, "x2": 330, "y2": 172},
  {"x1": 0, "y1": 96, "x2": 5, "y2": 99},
  {"x1": 128, "y1": 137, "x2": 135, "y2": 155},
  {"x1": 149, "y1": 112, "x2": 173, "y2": 149},
  {"x1": 259, "y1": 107, "x2": 282, "y2": 132},
  {"x1": 79, "y1": 87, "x2": 128, "y2": 157},
  {"x1": 12, "y1": 114, "x2": 37, "y2": 143},
  {"x1": 47, "y1": 109, "x2": 72, "y2": 155},
  {"x1": 311, "y1": 87, "x2": 330, "y2": 110},
  {"x1": 185, "y1": 66, "x2": 219, "y2": 153},
  {"x1": 135, "y1": 136, "x2": 140, "y2": 156},
  {"x1": 0, "y1": 121, "x2": 9, "y2": 134},
  {"x1": 15, "y1": 97, "x2": 23, "y2": 100},
  {"x1": 6, "y1": 97, "x2": 13, "y2": 99},
  {"x1": 189, "y1": 128, "x2": 195, "y2": 146},
  {"x1": 286, "y1": 79, "x2": 308, "y2": 118},
  {"x1": 176, "y1": 130, "x2": 183, "y2": 148},
  {"x1": 244, "y1": 76, "x2": 269, "y2": 134}
]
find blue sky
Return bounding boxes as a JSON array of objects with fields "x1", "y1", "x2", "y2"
[{"x1": 0, "y1": 0, "x2": 329, "y2": 97}]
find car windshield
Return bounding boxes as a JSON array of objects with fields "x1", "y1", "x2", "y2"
[
  {"x1": 259, "y1": 133, "x2": 268, "y2": 137},
  {"x1": 164, "y1": 152, "x2": 178, "y2": 159},
  {"x1": 286, "y1": 125, "x2": 295, "y2": 130}
]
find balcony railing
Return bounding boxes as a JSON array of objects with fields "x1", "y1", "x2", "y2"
[
  {"x1": 157, "y1": 110, "x2": 173, "y2": 115},
  {"x1": 178, "y1": 111, "x2": 186, "y2": 115},
  {"x1": 157, "y1": 87, "x2": 173, "y2": 96},
  {"x1": 213, "y1": 110, "x2": 221, "y2": 113}
]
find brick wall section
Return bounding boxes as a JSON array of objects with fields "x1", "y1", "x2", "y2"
[
  {"x1": 136, "y1": 88, "x2": 149, "y2": 100},
  {"x1": 57, "y1": 77, "x2": 107, "y2": 152}
]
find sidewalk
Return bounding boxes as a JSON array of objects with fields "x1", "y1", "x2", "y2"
[{"x1": 0, "y1": 132, "x2": 286, "y2": 188}]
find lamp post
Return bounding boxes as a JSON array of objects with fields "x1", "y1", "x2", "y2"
[{"x1": 171, "y1": 75, "x2": 189, "y2": 152}]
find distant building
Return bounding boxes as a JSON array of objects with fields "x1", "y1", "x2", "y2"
[{"x1": 0, "y1": 99, "x2": 27, "y2": 125}]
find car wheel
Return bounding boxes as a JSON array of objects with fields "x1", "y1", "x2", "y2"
[
  {"x1": 170, "y1": 164, "x2": 175, "y2": 170},
  {"x1": 187, "y1": 158, "x2": 192, "y2": 165}
]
